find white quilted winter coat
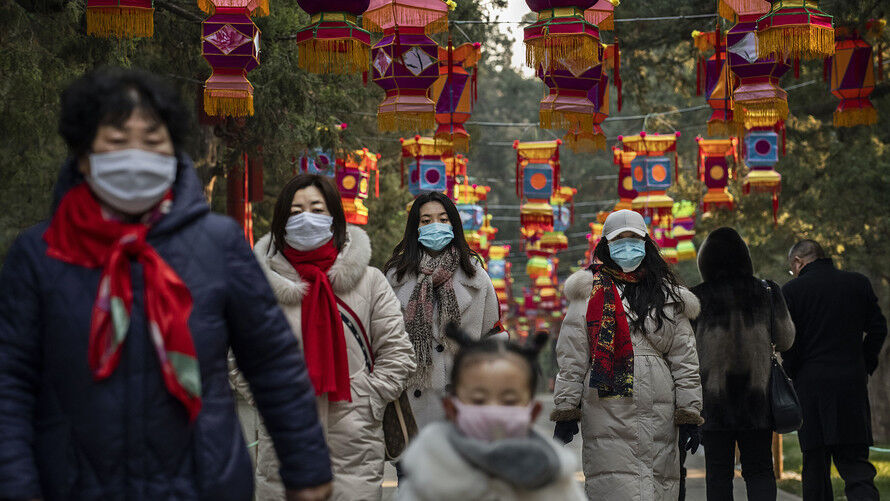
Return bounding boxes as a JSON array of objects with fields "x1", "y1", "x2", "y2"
[
  {"x1": 387, "y1": 258, "x2": 502, "y2": 429},
  {"x1": 237, "y1": 226, "x2": 415, "y2": 501},
  {"x1": 552, "y1": 269, "x2": 703, "y2": 501}
]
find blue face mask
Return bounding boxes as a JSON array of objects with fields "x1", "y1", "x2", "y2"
[
  {"x1": 418, "y1": 222, "x2": 454, "y2": 252},
  {"x1": 608, "y1": 238, "x2": 647, "y2": 272}
]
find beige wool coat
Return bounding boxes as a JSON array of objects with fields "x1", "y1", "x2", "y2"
[
  {"x1": 387, "y1": 258, "x2": 502, "y2": 429},
  {"x1": 234, "y1": 226, "x2": 415, "y2": 501},
  {"x1": 552, "y1": 268, "x2": 704, "y2": 501}
]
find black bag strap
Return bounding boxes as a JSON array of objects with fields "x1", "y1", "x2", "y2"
[{"x1": 761, "y1": 279, "x2": 777, "y2": 359}]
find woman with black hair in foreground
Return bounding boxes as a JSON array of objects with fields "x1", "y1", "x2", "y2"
[
  {"x1": 385, "y1": 191, "x2": 504, "y2": 430},
  {"x1": 551, "y1": 210, "x2": 703, "y2": 500}
]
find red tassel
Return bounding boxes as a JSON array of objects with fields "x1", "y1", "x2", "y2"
[
  {"x1": 674, "y1": 151, "x2": 679, "y2": 181},
  {"x1": 374, "y1": 167, "x2": 380, "y2": 198},
  {"x1": 554, "y1": 147, "x2": 561, "y2": 191},
  {"x1": 794, "y1": 57, "x2": 800, "y2": 79},
  {"x1": 363, "y1": 71, "x2": 368, "y2": 86},
  {"x1": 615, "y1": 44, "x2": 622, "y2": 112},
  {"x1": 696, "y1": 58, "x2": 702, "y2": 96},
  {"x1": 772, "y1": 192, "x2": 779, "y2": 225},
  {"x1": 570, "y1": 198, "x2": 575, "y2": 225},
  {"x1": 472, "y1": 68, "x2": 478, "y2": 104},
  {"x1": 823, "y1": 56, "x2": 830, "y2": 82}
]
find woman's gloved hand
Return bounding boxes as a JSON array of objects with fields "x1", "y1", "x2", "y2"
[
  {"x1": 553, "y1": 420, "x2": 579, "y2": 445},
  {"x1": 679, "y1": 424, "x2": 701, "y2": 454}
]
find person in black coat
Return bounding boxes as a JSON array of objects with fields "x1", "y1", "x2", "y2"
[
  {"x1": 0, "y1": 68, "x2": 333, "y2": 501},
  {"x1": 782, "y1": 239, "x2": 887, "y2": 501},
  {"x1": 689, "y1": 228, "x2": 795, "y2": 501}
]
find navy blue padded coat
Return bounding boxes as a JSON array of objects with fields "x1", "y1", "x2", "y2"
[{"x1": 0, "y1": 156, "x2": 332, "y2": 500}]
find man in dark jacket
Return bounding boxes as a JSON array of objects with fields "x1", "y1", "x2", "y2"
[
  {"x1": 782, "y1": 239, "x2": 887, "y2": 501},
  {"x1": 0, "y1": 68, "x2": 333, "y2": 500}
]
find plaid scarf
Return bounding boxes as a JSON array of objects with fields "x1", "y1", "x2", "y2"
[
  {"x1": 404, "y1": 247, "x2": 461, "y2": 388},
  {"x1": 43, "y1": 184, "x2": 202, "y2": 421},
  {"x1": 586, "y1": 265, "x2": 641, "y2": 398}
]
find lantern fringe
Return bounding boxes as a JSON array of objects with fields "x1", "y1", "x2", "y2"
[
  {"x1": 833, "y1": 107, "x2": 877, "y2": 127},
  {"x1": 539, "y1": 109, "x2": 595, "y2": 130},
  {"x1": 435, "y1": 133, "x2": 469, "y2": 152},
  {"x1": 718, "y1": 0, "x2": 766, "y2": 21},
  {"x1": 197, "y1": 0, "x2": 269, "y2": 16},
  {"x1": 362, "y1": 7, "x2": 448, "y2": 34},
  {"x1": 204, "y1": 90, "x2": 254, "y2": 117},
  {"x1": 525, "y1": 36, "x2": 600, "y2": 69},
  {"x1": 708, "y1": 120, "x2": 740, "y2": 137},
  {"x1": 86, "y1": 7, "x2": 153, "y2": 38},
  {"x1": 562, "y1": 132, "x2": 606, "y2": 153},
  {"x1": 757, "y1": 25, "x2": 835, "y2": 60},
  {"x1": 297, "y1": 39, "x2": 369, "y2": 74},
  {"x1": 734, "y1": 98, "x2": 789, "y2": 128},
  {"x1": 377, "y1": 112, "x2": 436, "y2": 132}
]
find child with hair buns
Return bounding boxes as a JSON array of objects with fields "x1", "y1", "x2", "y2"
[{"x1": 397, "y1": 325, "x2": 585, "y2": 501}]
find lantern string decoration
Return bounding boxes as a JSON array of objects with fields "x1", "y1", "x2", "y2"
[
  {"x1": 692, "y1": 29, "x2": 738, "y2": 137},
  {"x1": 742, "y1": 129, "x2": 782, "y2": 222},
  {"x1": 337, "y1": 148, "x2": 380, "y2": 225},
  {"x1": 697, "y1": 137, "x2": 738, "y2": 212},
  {"x1": 831, "y1": 26, "x2": 878, "y2": 127},
  {"x1": 295, "y1": 1, "x2": 372, "y2": 74},
  {"x1": 756, "y1": 0, "x2": 834, "y2": 61},
  {"x1": 619, "y1": 131, "x2": 680, "y2": 227},
  {"x1": 612, "y1": 149, "x2": 638, "y2": 212},
  {"x1": 524, "y1": 1, "x2": 600, "y2": 70},
  {"x1": 200, "y1": 0, "x2": 263, "y2": 117},
  {"x1": 86, "y1": 0, "x2": 154, "y2": 38},
  {"x1": 457, "y1": 183, "x2": 491, "y2": 256},
  {"x1": 672, "y1": 201, "x2": 697, "y2": 262},
  {"x1": 432, "y1": 42, "x2": 482, "y2": 151},
  {"x1": 399, "y1": 136, "x2": 454, "y2": 196},
  {"x1": 363, "y1": 0, "x2": 450, "y2": 34},
  {"x1": 486, "y1": 245, "x2": 513, "y2": 317}
]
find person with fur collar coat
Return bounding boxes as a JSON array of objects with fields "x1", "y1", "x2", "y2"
[
  {"x1": 691, "y1": 227, "x2": 795, "y2": 500},
  {"x1": 551, "y1": 210, "x2": 703, "y2": 501},
  {"x1": 233, "y1": 175, "x2": 416, "y2": 501}
]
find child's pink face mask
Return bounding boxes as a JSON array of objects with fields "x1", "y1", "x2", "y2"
[{"x1": 450, "y1": 398, "x2": 537, "y2": 441}]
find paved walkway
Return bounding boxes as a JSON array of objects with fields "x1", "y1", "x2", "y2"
[{"x1": 382, "y1": 395, "x2": 802, "y2": 500}]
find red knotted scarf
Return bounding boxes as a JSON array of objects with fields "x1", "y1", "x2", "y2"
[
  {"x1": 282, "y1": 240, "x2": 351, "y2": 402},
  {"x1": 586, "y1": 265, "x2": 640, "y2": 398},
  {"x1": 43, "y1": 184, "x2": 202, "y2": 421}
]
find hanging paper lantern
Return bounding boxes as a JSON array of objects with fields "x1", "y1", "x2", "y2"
[
  {"x1": 654, "y1": 222, "x2": 678, "y2": 264},
  {"x1": 724, "y1": 2, "x2": 790, "y2": 130},
  {"x1": 487, "y1": 245, "x2": 512, "y2": 316},
  {"x1": 612, "y1": 148, "x2": 638, "y2": 211},
  {"x1": 515, "y1": 140, "x2": 561, "y2": 242},
  {"x1": 672, "y1": 201, "x2": 697, "y2": 262},
  {"x1": 742, "y1": 130, "x2": 782, "y2": 220},
  {"x1": 586, "y1": 220, "x2": 603, "y2": 265},
  {"x1": 443, "y1": 154, "x2": 468, "y2": 199},
  {"x1": 831, "y1": 28, "x2": 878, "y2": 127},
  {"x1": 400, "y1": 136, "x2": 453, "y2": 196},
  {"x1": 619, "y1": 132, "x2": 680, "y2": 225},
  {"x1": 696, "y1": 137, "x2": 739, "y2": 212},
  {"x1": 432, "y1": 42, "x2": 482, "y2": 151},
  {"x1": 756, "y1": 0, "x2": 834, "y2": 61},
  {"x1": 692, "y1": 29, "x2": 738, "y2": 136},
  {"x1": 200, "y1": 1, "x2": 263, "y2": 117},
  {"x1": 366, "y1": 0, "x2": 448, "y2": 132},
  {"x1": 86, "y1": 0, "x2": 154, "y2": 38},
  {"x1": 584, "y1": 0, "x2": 619, "y2": 30},
  {"x1": 338, "y1": 148, "x2": 380, "y2": 225},
  {"x1": 295, "y1": 0, "x2": 371, "y2": 74},
  {"x1": 524, "y1": 1, "x2": 600, "y2": 70},
  {"x1": 299, "y1": 148, "x2": 337, "y2": 177}
]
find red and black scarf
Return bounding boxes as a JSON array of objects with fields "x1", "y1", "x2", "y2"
[
  {"x1": 282, "y1": 240, "x2": 351, "y2": 402},
  {"x1": 43, "y1": 184, "x2": 202, "y2": 421},
  {"x1": 586, "y1": 265, "x2": 641, "y2": 398}
]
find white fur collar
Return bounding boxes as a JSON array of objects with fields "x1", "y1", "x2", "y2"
[
  {"x1": 401, "y1": 421, "x2": 579, "y2": 499},
  {"x1": 253, "y1": 225, "x2": 371, "y2": 305},
  {"x1": 564, "y1": 269, "x2": 701, "y2": 320}
]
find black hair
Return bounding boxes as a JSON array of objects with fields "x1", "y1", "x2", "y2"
[
  {"x1": 788, "y1": 239, "x2": 826, "y2": 261},
  {"x1": 697, "y1": 227, "x2": 754, "y2": 283},
  {"x1": 593, "y1": 233, "x2": 683, "y2": 332},
  {"x1": 445, "y1": 323, "x2": 549, "y2": 396},
  {"x1": 384, "y1": 191, "x2": 481, "y2": 281},
  {"x1": 270, "y1": 174, "x2": 348, "y2": 254},
  {"x1": 59, "y1": 66, "x2": 190, "y2": 156}
]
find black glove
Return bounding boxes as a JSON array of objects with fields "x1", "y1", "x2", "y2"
[
  {"x1": 553, "y1": 420, "x2": 579, "y2": 445},
  {"x1": 679, "y1": 424, "x2": 701, "y2": 455}
]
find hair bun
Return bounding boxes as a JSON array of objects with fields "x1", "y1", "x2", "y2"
[{"x1": 444, "y1": 322, "x2": 475, "y2": 347}]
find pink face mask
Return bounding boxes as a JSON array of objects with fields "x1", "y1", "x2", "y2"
[{"x1": 451, "y1": 398, "x2": 536, "y2": 442}]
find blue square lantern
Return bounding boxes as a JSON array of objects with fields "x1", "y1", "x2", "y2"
[
  {"x1": 418, "y1": 158, "x2": 448, "y2": 192},
  {"x1": 458, "y1": 204, "x2": 484, "y2": 231},
  {"x1": 744, "y1": 131, "x2": 779, "y2": 167},
  {"x1": 632, "y1": 156, "x2": 673, "y2": 192},
  {"x1": 553, "y1": 205, "x2": 571, "y2": 232},
  {"x1": 299, "y1": 148, "x2": 336, "y2": 178},
  {"x1": 522, "y1": 162, "x2": 553, "y2": 200}
]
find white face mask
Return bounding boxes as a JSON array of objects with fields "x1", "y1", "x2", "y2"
[
  {"x1": 85, "y1": 148, "x2": 177, "y2": 215},
  {"x1": 284, "y1": 212, "x2": 334, "y2": 251}
]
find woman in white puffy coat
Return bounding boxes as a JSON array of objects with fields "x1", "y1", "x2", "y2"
[
  {"x1": 384, "y1": 191, "x2": 503, "y2": 429},
  {"x1": 233, "y1": 174, "x2": 415, "y2": 501},
  {"x1": 551, "y1": 210, "x2": 703, "y2": 500}
]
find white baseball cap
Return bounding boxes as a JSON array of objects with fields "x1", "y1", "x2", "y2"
[{"x1": 603, "y1": 210, "x2": 649, "y2": 241}]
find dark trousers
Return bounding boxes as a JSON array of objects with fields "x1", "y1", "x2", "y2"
[
  {"x1": 801, "y1": 444, "x2": 878, "y2": 501},
  {"x1": 702, "y1": 429, "x2": 777, "y2": 501}
]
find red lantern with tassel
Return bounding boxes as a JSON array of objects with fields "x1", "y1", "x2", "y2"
[
  {"x1": 431, "y1": 42, "x2": 482, "y2": 151},
  {"x1": 697, "y1": 137, "x2": 738, "y2": 212},
  {"x1": 831, "y1": 27, "x2": 878, "y2": 127},
  {"x1": 756, "y1": 0, "x2": 834, "y2": 61},
  {"x1": 619, "y1": 132, "x2": 680, "y2": 227},
  {"x1": 295, "y1": 0, "x2": 371, "y2": 74},
  {"x1": 524, "y1": 1, "x2": 600, "y2": 71},
  {"x1": 612, "y1": 148, "x2": 638, "y2": 211},
  {"x1": 86, "y1": 0, "x2": 154, "y2": 38},
  {"x1": 515, "y1": 140, "x2": 561, "y2": 244}
]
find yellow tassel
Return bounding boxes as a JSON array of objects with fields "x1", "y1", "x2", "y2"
[
  {"x1": 708, "y1": 120, "x2": 742, "y2": 137},
  {"x1": 718, "y1": 0, "x2": 737, "y2": 22},
  {"x1": 377, "y1": 112, "x2": 436, "y2": 132},
  {"x1": 253, "y1": 0, "x2": 269, "y2": 17},
  {"x1": 539, "y1": 109, "x2": 595, "y2": 131},
  {"x1": 525, "y1": 35, "x2": 600, "y2": 69},
  {"x1": 562, "y1": 132, "x2": 606, "y2": 153},
  {"x1": 297, "y1": 39, "x2": 369, "y2": 74},
  {"x1": 86, "y1": 6, "x2": 153, "y2": 38},
  {"x1": 757, "y1": 24, "x2": 835, "y2": 60},
  {"x1": 734, "y1": 98, "x2": 789, "y2": 129},
  {"x1": 833, "y1": 107, "x2": 878, "y2": 127},
  {"x1": 204, "y1": 90, "x2": 254, "y2": 117}
]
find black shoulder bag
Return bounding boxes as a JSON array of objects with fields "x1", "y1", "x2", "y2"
[{"x1": 762, "y1": 280, "x2": 803, "y2": 434}]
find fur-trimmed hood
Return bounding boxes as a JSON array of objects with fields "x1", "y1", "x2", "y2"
[
  {"x1": 563, "y1": 268, "x2": 701, "y2": 320},
  {"x1": 253, "y1": 225, "x2": 372, "y2": 305}
]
